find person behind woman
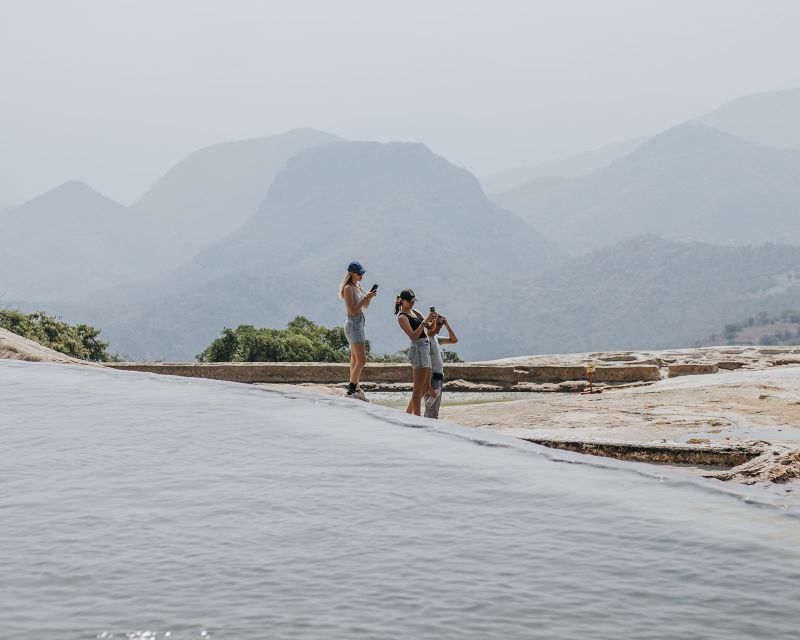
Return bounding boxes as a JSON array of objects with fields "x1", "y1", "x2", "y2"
[
  {"x1": 424, "y1": 313, "x2": 458, "y2": 419},
  {"x1": 340, "y1": 260, "x2": 377, "y2": 400},
  {"x1": 395, "y1": 289, "x2": 435, "y2": 415}
]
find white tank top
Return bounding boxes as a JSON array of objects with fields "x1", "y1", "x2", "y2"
[{"x1": 346, "y1": 284, "x2": 364, "y2": 318}]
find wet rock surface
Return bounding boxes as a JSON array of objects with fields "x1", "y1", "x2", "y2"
[
  {"x1": 12, "y1": 337, "x2": 798, "y2": 486},
  {"x1": 446, "y1": 348, "x2": 800, "y2": 484},
  {"x1": 707, "y1": 447, "x2": 800, "y2": 484}
]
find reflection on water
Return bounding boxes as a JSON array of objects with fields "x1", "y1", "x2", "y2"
[
  {"x1": 369, "y1": 390, "x2": 537, "y2": 409},
  {"x1": 1, "y1": 361, "x2": 799, "y2": 639}
]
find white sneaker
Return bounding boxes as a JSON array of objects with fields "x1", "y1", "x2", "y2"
[{"x1": 355, "y1": 387, "x2": 369, "y2": 402}]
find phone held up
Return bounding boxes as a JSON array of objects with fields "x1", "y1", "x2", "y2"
[
  {"x1": 429, "y1": 306, "x2": 436, "y2": 314},
  {"x1": 370, "y1": 284, "x2": 379, "y2": 292}
]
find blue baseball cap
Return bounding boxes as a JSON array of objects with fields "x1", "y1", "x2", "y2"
[{"x1": 347, "y1": 260, "x2": 366, "y2": 275}]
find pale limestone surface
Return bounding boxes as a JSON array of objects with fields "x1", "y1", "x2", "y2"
[
  {"x1": 440, "y1": 365, "x2": 800, "y2": 484},
  {"x1": 441, "y1": 366, "x2": 800, "y2": 445},
  {"x1": 0, "y1": 327, "x2": 96, "y2": 365},
  {"x1": 479, "y1": 345, "x2": 800, "y2": 369},
  {"x1": 5, "y1": 332, "x2": 799, "y2": 483}
]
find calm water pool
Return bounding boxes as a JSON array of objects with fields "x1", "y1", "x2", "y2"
[
  {"x1": 1, "y1": 361, "x2": 798, "y2": 639},
  {"x1": 368, "y1": 390, "x2": 538, "y2": 409}
]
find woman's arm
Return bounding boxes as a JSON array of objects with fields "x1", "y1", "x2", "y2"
[
  {"x1": 415, "y1": 309, "x2": 436, "y2": 338},
  {"x1": 346, "y1": 286, "x2": 377, "y2": 314},
  {"x1": 361, "y1": 288, "x2": 377, "y2": 309}
]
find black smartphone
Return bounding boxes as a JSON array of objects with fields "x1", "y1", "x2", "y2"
[
  {"x1": 429, "y1": 306, "x2": 436, "y2": 313},
  {"x1": 370, "y1": 284, "x2": 379, "y2": 292}
]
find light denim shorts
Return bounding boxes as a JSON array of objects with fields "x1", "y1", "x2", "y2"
[
  {"x1": 408, "y1": 338, "x2": 431, "y2": 369},
  {"x1": 344, "y1": 313, "x2": 366, "y2": 345}
]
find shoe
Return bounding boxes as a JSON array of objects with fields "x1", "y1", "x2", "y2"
[{"x1": 355, "y1": 387, "x2": 369, "y2": 402}]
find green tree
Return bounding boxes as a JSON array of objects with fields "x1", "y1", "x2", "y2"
[
  {"x1": 441, "y1": 347, "x2": 464, "y2": 363},
  {"x1": 0, "y1": 309, "x2": 116, "y2": 362},
  {"x1": 197, "y1": 317, "x2": 352, "y2": 363},
  {"x1": 197, "y1": 316, "x2": 466, "y2": 363}
]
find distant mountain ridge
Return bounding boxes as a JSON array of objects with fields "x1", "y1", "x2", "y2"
[
  {"x1": 0, "y1": 129, "x2": 343, "y2": 303},
  {"x1": 80, "y1": 141, "x2": 562, "y2": 361},
  {"x1": 0, "y1": 181, "x2": 168, "y2": 301},
  {"x1": 494, "y1": 125, "x2": 800, "y2": 253},
  {"x1": 7, "y1": 92, "x2": 800, "y2": 362},
  {"x1": 132, "y1": 127, "x2": 341, "y2": 265},
  {"x1": 694, "y1": 86, "x2": 800, "y2": 152},
  {"x1": 485, "y1": 85, "x2": 800, "y2": 194},
  {"x1": 480, "y1": 137, "x2": 646, "y2": 194}
]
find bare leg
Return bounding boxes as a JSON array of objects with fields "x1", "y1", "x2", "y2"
[
  {"x1": 350, "y1": 342, "x2": 367, "y2": 384},
  {"x1": 407, "y1": 367, "x2": 431, "y2": 416}
]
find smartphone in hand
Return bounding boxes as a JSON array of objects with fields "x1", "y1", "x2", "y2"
[{"x1": 370, "y1": 284, "x2": 379, "y2": 292}]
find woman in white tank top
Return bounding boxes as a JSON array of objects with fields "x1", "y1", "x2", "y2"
[{"x1": 339, "y1": 260, "x2": 377, "y2": 400}]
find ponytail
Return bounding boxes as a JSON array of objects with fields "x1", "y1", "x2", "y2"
[
  {"x1": 394, "y1": 296, "x2": 401, "y2": 315},
  {"x1": 339, "y1": 272, "x2": 355, "y2": 299}
]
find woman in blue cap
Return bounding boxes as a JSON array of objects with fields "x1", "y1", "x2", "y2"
[{"x1": 339, "y1": 260, "x2": 377, "y2": 400}]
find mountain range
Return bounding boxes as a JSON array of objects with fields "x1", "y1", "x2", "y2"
[
  {"x1": 484, "y1": 235, "x2": 800, "y2": 357},
  {"x1": 494, "y1": 125, "x2": 800, "y2": 254},
  {"x1": 0, "y1": 129, "x2": 340, "y2": 300},
  {"x1": 81, "y1": 141, "x2": 560, "y2": 360},
  {"x1": 480, "y1": 137, "x2": 646, "y2": 194},
  {"x1": 132, "y1": 128, "x2": 340, "y2": 265},
  {"x1": 483, "y1": 86, "x2": 800, "y2": 193},
  {"x1": 5, "y1": 86, "x2": 800, "y2": 361},
  {"x1": 692, "y1": 86, "x2": 800, "y2": 152},
  {"x1": 0, "y1": 181, "x2": 166, "y2": 301}
]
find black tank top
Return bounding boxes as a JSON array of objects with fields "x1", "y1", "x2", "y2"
[{"x1": 400, "y1": 311, "x2": 427, "y2": 340}]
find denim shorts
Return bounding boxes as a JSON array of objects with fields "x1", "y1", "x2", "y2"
[
  {"x1": 344, "y1": 313, "x2": 366, "y2": 345},
  {"x1": 408, "y1": 338, "x2": 431, "y2": 369}
]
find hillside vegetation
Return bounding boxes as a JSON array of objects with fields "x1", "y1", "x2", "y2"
[
  {"x1": 0, "y1": 309, "x2": 115, "y2": 362},
  {"x1": 699, "y1": 310, "x2": 800, "y2": 347},
  {"x1": 480, "y1": 237, "x2": 800, "y2": 358},
  {"x1": 494, "y1": 125, "x2": 800, "y2": 254}
]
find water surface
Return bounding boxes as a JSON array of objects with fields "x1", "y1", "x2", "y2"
[{"x1": 1, "y1": 361, "x2": 798, "y2": 639}]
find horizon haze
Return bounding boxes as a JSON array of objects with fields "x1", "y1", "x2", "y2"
[{"x1": 2, "y1": 0, "x2": 800, "y2": 207}]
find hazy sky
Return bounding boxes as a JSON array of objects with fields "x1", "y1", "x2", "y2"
[{"x1": 2, "y1": 0, "x2": 800, "y2": 206}]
